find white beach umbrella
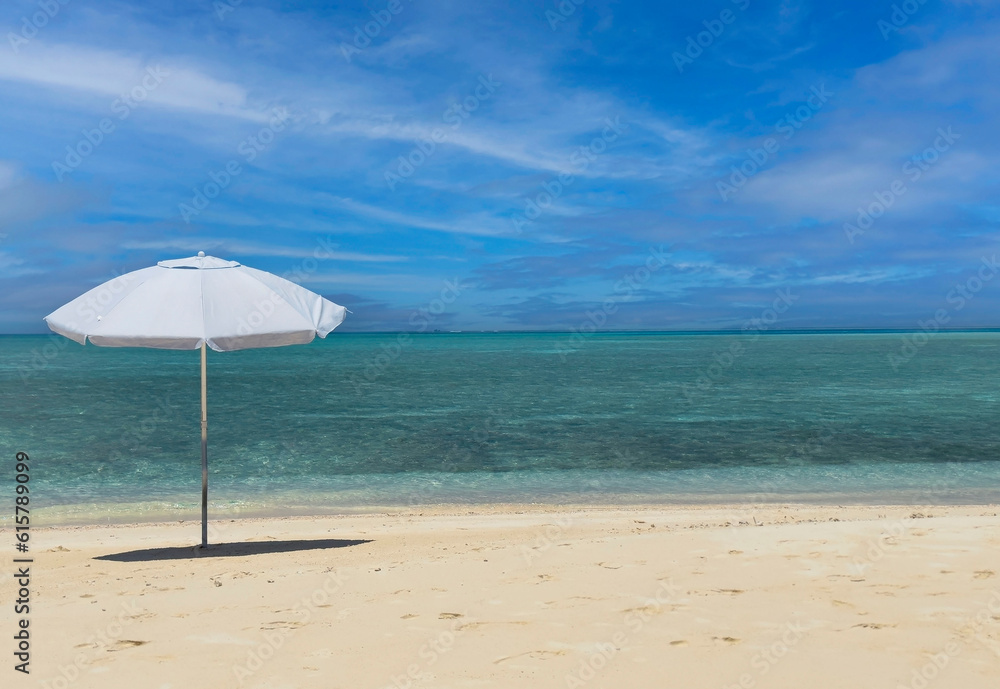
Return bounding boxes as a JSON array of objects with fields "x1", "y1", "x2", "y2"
[{"x1": 44, "y1": 252, "x2": 347, "y2": 547}]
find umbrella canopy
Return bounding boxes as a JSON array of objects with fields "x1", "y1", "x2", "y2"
[
  {"x1": 44, "y1": 252, "x2": 347, "y2": 547},
  {"x1": 45, "y1": 252, "x2": 345, "y2": 351}
]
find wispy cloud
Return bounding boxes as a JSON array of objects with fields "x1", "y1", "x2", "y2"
[
  {"x1": 2, "y1": 1, "x2": 999, "y2": 332},
  {"x1": 318, "y1": 194, "x2": 508, "y2": 237},
  {"x1": 0, "y1": 43, "x2": 268, "y2": 121}
]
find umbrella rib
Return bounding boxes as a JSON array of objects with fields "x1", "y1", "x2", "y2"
[{"x1": 240, "y1": 268, "x2": 324, "y2": 330}]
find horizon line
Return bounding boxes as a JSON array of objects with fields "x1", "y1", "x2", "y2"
[{"x1": 3, "y1": 327, "x2": 1000, "y2": 337}]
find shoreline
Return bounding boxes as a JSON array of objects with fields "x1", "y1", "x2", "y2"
[
  {"x1": 20, "y1": 460, "x2": 1000, "y2": 528},
  {"x1": 24, "y1": 492, "x2": 1000, "y2": 528},
  {"x1": 32, "y1": 498, "x2": 1000, "y2": 520}
]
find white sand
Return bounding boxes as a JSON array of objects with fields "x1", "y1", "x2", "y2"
[{"x1": 16, "y1": 504, "x2": 1000, "y2": 688}]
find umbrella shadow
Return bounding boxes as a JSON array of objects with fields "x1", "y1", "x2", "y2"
[{"x1": 95, "y1": 538, "x2": 372, "y2": 562}]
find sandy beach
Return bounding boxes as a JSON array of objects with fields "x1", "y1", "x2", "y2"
[{"x1": 12, "y1": 504, "x2": 1000, "y2": 688}]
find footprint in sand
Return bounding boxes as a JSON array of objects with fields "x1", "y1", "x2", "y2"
[
  {"x1": 528, "y1": 650, "x2": 565, "y2": 659},
  {"x1": 623, "y1": 604, "x2": 661, "y2": 616},
  {"x1": 852, "y1": 623, "x2": 896, "y2": 629},
  {"x1": 459, "y1": 621, "x2": 528, "y2": 631},
  {"x1": 669, "y1": 640, "x2": 688, "y2": 646},
  {"x1": 401, "y1": 614, "x2": 418, "y2": 619},
  {"x1": 108, "y1": 640, "x2": 147, "y2": 651},
  {"x1": 974, "y1": 570, "x2": 996, "y2": 579},
  {"x1": 712, "y1": 636, "x2": 740, "y2": 645},
  {"x1": 439, "y1": 612, "x2": 463, "y2": 619},
  {"x1": 494, "y1": 650, "x2": 565, "y2": 664}
]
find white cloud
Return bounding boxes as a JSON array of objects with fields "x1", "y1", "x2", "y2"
[
  {"x1": 319, "y1": 194, "x2": 508, "y2": 237},
  {"x1": 320, "y1": 117, "x2": 586, "y2": 176},
  {"x1": 0, "y1": 43, "x2": 268, "y2": 121},
  {"x1": 809, "y1": 268, "x2": 929, "y2": 285}
]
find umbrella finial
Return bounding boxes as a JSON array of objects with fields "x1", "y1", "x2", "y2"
[{"x1": 198, "y1": 251, "x2": 205, "y2": 258}]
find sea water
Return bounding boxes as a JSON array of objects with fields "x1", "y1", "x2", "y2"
[{"x1": 2, "y1": 331, "x2": 999, "y2": 523}]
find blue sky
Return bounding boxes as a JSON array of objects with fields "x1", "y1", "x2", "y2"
[{"x1": 1, "y1": 0, "x2": 998, "y2": 332}]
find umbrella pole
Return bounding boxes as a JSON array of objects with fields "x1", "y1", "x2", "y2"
[{"x1": 200, "y1": 342, "x2": 208, "y2": 548}]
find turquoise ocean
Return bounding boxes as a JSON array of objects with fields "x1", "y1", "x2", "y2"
[{"x1": 2, "y1": 331, "x2": 999, "y2": 524}]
